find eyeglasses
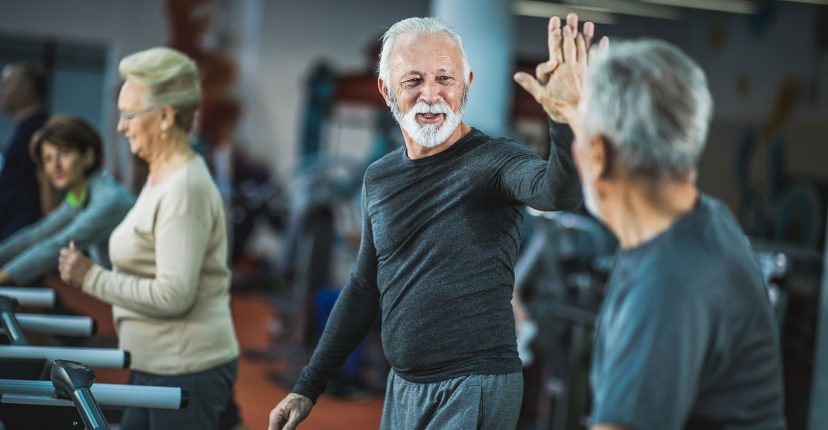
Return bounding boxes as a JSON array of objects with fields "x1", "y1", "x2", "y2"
[{"x1": 118, "y1": 106, "x2": 159, "y2": 121}]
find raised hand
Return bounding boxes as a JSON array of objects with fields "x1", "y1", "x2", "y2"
[
  {"x1": 514, "y1": 13, "x2": 608, "y2": 124},
  {"x1": 268, "y1": 393, "x2": 313, "y2": 430}
]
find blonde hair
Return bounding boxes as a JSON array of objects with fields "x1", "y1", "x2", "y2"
[{"x1": 119, "y1": 47, "x2": 201, "y2": 132}]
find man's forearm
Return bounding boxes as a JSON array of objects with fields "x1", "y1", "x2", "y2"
[{"x1": 545, "y1": 118, "x2": 582, "y2": 210}]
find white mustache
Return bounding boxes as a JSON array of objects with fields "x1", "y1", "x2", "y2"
[{"x1": 410, "y1": 102, "x2": 451, "y2": 115}]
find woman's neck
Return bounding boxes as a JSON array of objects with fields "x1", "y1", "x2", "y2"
[{"x1": 147, "y1": 135, "x2": 195, "y2": 185}]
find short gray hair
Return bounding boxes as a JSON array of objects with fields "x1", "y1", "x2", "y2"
[
  {"x1": 378, "y1": 17, "x2": 470, "y2": 85},
  {"x1": 119, "y1": 47, "x2": 201, "y2": 132},
  {"x1": 580, "y1": 39, "x2": 713, "y2": 180}
]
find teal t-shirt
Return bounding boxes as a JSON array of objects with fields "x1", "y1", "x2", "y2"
[{"x1": 590, "y1": 194, "x2": 785, "y2": 430}]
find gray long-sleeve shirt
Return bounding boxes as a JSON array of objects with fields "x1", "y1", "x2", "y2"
[
  {"x1": 294, "y1": 123, "x2": 581, "y2": 402},
  {"x1": 0, "y1": 172, "x2": 134, "y2": 285}
]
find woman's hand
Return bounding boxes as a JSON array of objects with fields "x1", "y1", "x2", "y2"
[{"x1": 59, "y1": 241, "x2": 93, "y2": 288}]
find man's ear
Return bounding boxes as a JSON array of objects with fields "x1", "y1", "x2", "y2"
[
  {"x1": 589, "y1": 134, "x2": 614, "y2": 180},
  {"x1": 378, "y1": 79, "x2": 392, "y2": 107},
  {"x1": 466, "y1": 70, "x2": 474, "y2": 92}
]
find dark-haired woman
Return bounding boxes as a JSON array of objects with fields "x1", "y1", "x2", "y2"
[{"x1": 0, "y1": 115, "x2": 133, "y2": 285}]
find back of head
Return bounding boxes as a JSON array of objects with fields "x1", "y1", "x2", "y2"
[
  {"x1": 581, "y1": 39, "x2": 713, "y2": 181},
  {"x1": 1, "y1": 63, "x2": 48, "y2": 114},
  {"x1": 31, "y1": 115, "x2": 103, "y2": 177},
  {"x1": 378, "y1": 17, "x2": 470, "y2": 84},
  {"x1": 118, "y1": 47, "x2": 201, "y2": 132}
]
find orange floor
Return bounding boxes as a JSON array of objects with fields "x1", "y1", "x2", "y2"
[{"x1": 46, "y1": 279, "x2": 384, "y2": 429}]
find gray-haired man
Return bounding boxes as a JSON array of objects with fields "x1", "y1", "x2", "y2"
[
  {"x1": 268, "y1": 15, "x2": 599, "y2": 430},
  {"x1": 515, "y1": 16, "x2": 785, "y2": 430}
]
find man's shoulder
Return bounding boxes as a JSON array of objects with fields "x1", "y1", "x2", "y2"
[{"x1": 365, "y1": 147, "x2": 403, "y2": 178}]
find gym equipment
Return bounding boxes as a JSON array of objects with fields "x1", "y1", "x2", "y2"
[
  {"x1": 515, "y1": 208, "x2": 616, "y2": 430},
  {"x1": 0, "y1": 295, "x2": 96, "y2": 344},
  {"x1": 0, "y1": 297, "x2": 26, "y2": 345},
  {"x1": 50, "y1": 359, "x2": 107, "y2": 429},
  {"x1": 0, "y1": 345, "x2": 129, "y2": 369},
  {"x1": 1, "y1": 314, "x2": 95, "y2": 338},
  {"x1": 0, "y1": 288, "x2": 55, "y2": 308},
  {"x1": 0, "y1": 361, "x2": 188, "y2": 430}
]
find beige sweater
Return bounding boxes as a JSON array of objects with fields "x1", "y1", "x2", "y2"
[{"x1": 83, "y1": 156, "x2": 239, "y2": 375}]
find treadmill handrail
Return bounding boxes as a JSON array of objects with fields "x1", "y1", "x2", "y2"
[
  {"x1": 0, "y1": 288, "x2": 55, "y2": 308},
  {"x1": 0, "y1": 345, "x2": 129, "y2": 368},
  {"x1": 0, "y1": 379, "x2": 187, "y2": 409}
]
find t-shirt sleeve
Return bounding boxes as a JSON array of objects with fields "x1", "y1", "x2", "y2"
[{"x1": 591, "y1": 280, "x2": 711, "y2": 430}]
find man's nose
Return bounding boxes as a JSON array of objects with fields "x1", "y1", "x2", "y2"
[{"x1": 419, "y1": 80, "x2": 442, "y2": 105}]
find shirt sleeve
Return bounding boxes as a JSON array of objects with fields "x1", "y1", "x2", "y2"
[
  {"x1": 591, "y1": 281, "x2": 711, "y2": 430},
  {"x1": 292, "y1": 184, "x2": 381, "y2": 402},
  {"x1": 5, "y1": 187, "x2": 131, "y2": 285},
  {"x1": 492, "y1": 119, "x2": 582, "y2": 211},
  {"x1": 0, "y1": 203, "x2": 74, "y2": 281},
  {"x1": 82, "y1": 207, "x2": 207, "y2": 319}
]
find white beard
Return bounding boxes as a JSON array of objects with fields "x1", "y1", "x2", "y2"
[{"x1": 389, "y1": 90, "x2": 466, "y2": 149}]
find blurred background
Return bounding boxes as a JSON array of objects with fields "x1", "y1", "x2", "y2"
[{"x1": 0, "y1": 0, "x2": 826, "y2": 429}]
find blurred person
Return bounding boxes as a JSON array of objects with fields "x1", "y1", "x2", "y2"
[
  {"x1": 0, "y1": 64, "x2": 51, "y2": 241},
  {"x1": 514, "y1": 14, "x2": 785, "y2": 430},
  {"x1": 58, "y1": 47, "x2": 240, "y2": 430},
  {"x1": 268, "y1": 16, "x2": 599, "y2": 430},
  {"x1": 0, "y1": 115, "x2": 133, "y2": 286}
]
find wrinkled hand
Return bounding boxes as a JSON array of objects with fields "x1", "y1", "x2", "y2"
[
  {"x1": 268, "y1": 393, "x2": 313, "y2": 430},
  {"x1": 514, "y1": 13, "x2": 609, "y2": 124},
  {"x1": 58, "y1": 241, "x2": 93, "y2": 288}
]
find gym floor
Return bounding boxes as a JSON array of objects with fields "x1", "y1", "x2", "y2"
[{"x1": 46, "y1": 278, "x2": 384, "y2": 429}]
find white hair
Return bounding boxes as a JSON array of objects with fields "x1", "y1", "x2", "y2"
[
  {"x1": 119, "y1": 47, "x2": 201, "y2": 131},
  {"x1": 378, "y1": 17, "x2": 470, "y2": 85},
  {"x1": 580, "y1": 39, "x2": 713, "y2": 180}
]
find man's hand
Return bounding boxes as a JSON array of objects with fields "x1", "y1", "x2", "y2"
[
  {"x1": 58, "y1": 241, "x2": 93, "y2": 288},
  {"x1": 268, "y1": 393, "x2": 313, "y2": 430},
  {"x1": 514, "y1": 13, "x2": 609, "y2": 124}
]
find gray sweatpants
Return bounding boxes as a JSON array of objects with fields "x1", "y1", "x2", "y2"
[{"x1": 380, "y1": 370, "x2": 523, "y2": 430}]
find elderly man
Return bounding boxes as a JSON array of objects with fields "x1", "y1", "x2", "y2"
[
  {"x1": 269, "y1": 16, "x2": 595, "y2": 430},
  {"x1": 515, "y1": 16, "x2": 786, "y2": 430},
  {"x1": 0, "y1": 64, "x2": 50, "y2": 240}
]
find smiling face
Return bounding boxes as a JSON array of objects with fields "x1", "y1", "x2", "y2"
[
  {"x1": 379, "y1": 32, "x2": 472, "y2": 149},
  {"x1": 40, "y1": 141, "x2": 90, "y2": 191},
  {"x1": 116, "y1": 79, "x2": 163, "y2": 161}
]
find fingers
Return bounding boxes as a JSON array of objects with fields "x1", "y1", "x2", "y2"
[
  {"x1": 514, "y1": 71, "x2": 545, "y2": 101},
  {"x1": 268, "y1": 408, "x2": 287, "y2": 430},
  {"x1": 566, "y1": 12, "x2": 579, "y2": 37},
  {"x1": 283, "y1": 414, "x2": 301, "y2": 430},
  {"x1": 576, "y1": 34, "x2": 587, "y2": 66},
  {"x1": 534, "y1": 58, "x2": 559, "y2": 84},
  {"x1": 548, "y1": 17, "x2": 562, "y2": 65},
  {"x1": 599, "y1": 36, "x2": 610, "y2": 50},
  {"x1": 562, "y1": 26, "x2": 577, "y2": 63},
  {"x1": 583, "y1": 21, "x2": 595, "y2": 51},
  {"x1": 69, "y1": 240, "x2": 76, "y2": 251}
]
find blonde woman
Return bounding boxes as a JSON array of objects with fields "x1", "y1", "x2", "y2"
[{"x1": 59, "y1": 47, "x2": 239, "y2": 430}]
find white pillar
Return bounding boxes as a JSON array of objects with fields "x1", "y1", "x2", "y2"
[{"x1": 431, "y1": 0, "x2": 514, "y2": 138}]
